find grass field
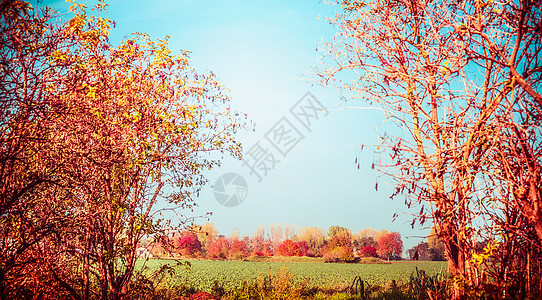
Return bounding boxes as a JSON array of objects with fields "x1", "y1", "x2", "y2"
[{"x1": 141, "y1": 259, "x2": 447, "y2": 292}]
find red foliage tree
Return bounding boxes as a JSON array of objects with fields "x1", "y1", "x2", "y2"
[
  {"x1": 229, "y1": 239, "x2": 248, "y2": 259},
  {"x1": 376, "y1": 232, "x2": 403, "y2": 260},
  {"x1": 296, "y1": 241, "x2": 309, "y2": 257},
  {"x1": 276, "y1": 239, "x2": 301, "y2": 256},
  {"x1": 177, "y1": 232, "x2": 202, "y2": 257},
  {"x1": 207, "y1": 237, "x2": 229, "y2": 259},
  {"x1": 358, "y1": 245, "x2": 378, "y2": 258}
]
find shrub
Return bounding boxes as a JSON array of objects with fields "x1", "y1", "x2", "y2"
[
  {"x1": 322, "y1": 236, "x2": 354, "y2": 262},
  {"x1": 358, "y1": 245, "x2": 378, "y2": 258}
]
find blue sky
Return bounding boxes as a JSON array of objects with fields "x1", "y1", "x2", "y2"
[{"x1": 46, "y1": 0, "x2": 429, "y2": 251}]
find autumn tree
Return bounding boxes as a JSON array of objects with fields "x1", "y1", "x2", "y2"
[
  {"x1": 275, "y1": 239, "x2": 309, "y2": 257},
  {"x1": 353, "y1": 228, "x2": 378, "y2": 251},
  {"x1": 251, "y1": 225, "x2": 273, "y2": 256},
  {"x1": 328, "y1": 225, "x2": 352, "y2": 240},
  {"x1": 207, "y1": 236, "x2": 229, "y2": 259},
  {"x1": 322, "y1": 236, "x2": 354, "y2": 263},
  {"x1": 357, "y1": 245, "x2": 377, "y2": 258},
  {"x1": 1, "y1": 0, "x2": 244, "y2": 298},
  {"x1": 427, "y1": 227, "x2": 446, "y2": 261},
  {"x1": 318, "y1": 0, "x2": 541, "y2": 297},
  {"x1": 0, "y1": 1, "x2": 91, "y2": 297},
  {"x1": 268, "y1": 223, "x2": 283, "y2": 252},
  {"x1": 228, "y1": 238, "x2": 248, "y2": 259},
  {"x1": 407, "y1": 242, "x2": 431, "y2": 261},
  {"x1": 177, "y1": 232, "x2": 202, "y2": 257},
  {"x1": 376, "y1": 232, "x2": 403, "y2": 261},
  {"x1": 298, "y1": 226, "x2": 326, "y2": 257},
  {"x1": 193, "y1": 223, "x2": 219, "y2": 254}
]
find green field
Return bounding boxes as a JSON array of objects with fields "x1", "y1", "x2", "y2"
[{"x1": 141, "y1": 259, "x2": 447, "y2": 292}]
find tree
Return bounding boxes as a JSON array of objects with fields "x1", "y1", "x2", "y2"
[
  {"x1": 207, "y1": 236, "x2": 229, "y2": 259},
  {"x1": 296, "y1": 241, "x2": 309, "y2": 257},
  {"x1": 353, "y1": 228, "x2": 378, "y2": 250},
  {"x1": 0, "y1": 1, "x2": 81, "y2": 297},
  {"x1": 322, "y1": 236, "x2": 354, "y2": 262},
  {"x1": 407, "y1": 242, "x2": 431, "y2": 261},
  {"x1": 1, "y1": 1, "x2": 245, "y2": 298},
  {"x1": 427, "y1": 227, "x2": 446, "y2": 261},
  {"x1": 193, "y1": 223, "x2": 219, "y2": 253},
  {"x1": 318, "y1": 0, "x2": 542, "y2": 297},
  {"x1": 298, "y1": 226, "x2": 326, "y2": 257},
  {"x1": 357, "y1": 245, "x2": 378, "y2": 258},
  {"x1": 177, "y1": 232, "x2": 202, "y2": 257},
  {"x1": 376, "y1": 232, "x2": 403, "y2": 261},
  {"x1": 284, "y1": 224, "x2": 298, "y2": 241},
  {"x1": 276, "y1": 239, "x2": 304, "y2": 257},
  {"x1": 250, "y1": 225, "x2": 273, "y2": 256},
  {"x1": 268, "y1": 224, "x2": 283, "y2": 252},
  {"x1": 328, "y1": 225, "x2": 352, "y2": 240},
  {"x1": 229, "y1": 238, "x2": 248, "y2": 260}
]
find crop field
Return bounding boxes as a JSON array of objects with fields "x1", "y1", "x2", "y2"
[{"x1": 140, "y1": 259, "x2": 447, "y2": 292}]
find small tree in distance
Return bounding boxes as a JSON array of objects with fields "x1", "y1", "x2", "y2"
[
  {"x1": 177, "y1": 232, "x2": 202, "y2": 258},
  {"x1": 322, "y1": 236, "x2": 354, "y2": 263},
  {"x1": 357, "y1": 245, "x2": 378, "y2": 258},
  {"x1": 376, "y1": 232, "x2": 403, "y2": 261},
  {"x1": 277, "y1": 239, "x2": 302, "y2": 256}
]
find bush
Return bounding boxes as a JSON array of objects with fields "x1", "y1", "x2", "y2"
[{"x1": 322, "y1": 236, "x2": 354, "y2": 263}]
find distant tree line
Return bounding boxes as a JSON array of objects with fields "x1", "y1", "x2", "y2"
[{"x1": 147, "y1": 223, "x2": 444, "y2": 262}]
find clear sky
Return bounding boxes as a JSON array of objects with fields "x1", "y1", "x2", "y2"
[{"x1": 46, "y1": 0, "x2": 430, "y2": 251}]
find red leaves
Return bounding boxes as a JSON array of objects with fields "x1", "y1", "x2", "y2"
[
  {"x1": 358, "y1": 245, "x2": 378, "y2": 257},
  {"x1": 177, "y1": 232, "x2": 202, "y2": 257},
  {"x1": 277, "y1": 239, "x2": 303, "y2": 256},
  {"x1": 376, "y1": 231, "x2": 403, "y2": 260}
]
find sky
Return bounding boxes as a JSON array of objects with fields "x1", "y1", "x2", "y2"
[{"x1": 45, "y1": 0, "x2": 430, "y2": 251}]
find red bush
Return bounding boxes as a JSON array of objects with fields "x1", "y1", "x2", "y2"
[
  {"x1": 207, "y1": 237, "x2": 229, "y2": 259},
  {"x1": 229, "y1": 238, "x2": 248, "y2": 259},
  {"x1": 277, "y1": 239, "x2": 301, "y2": 256},
  {"x1": 358, "y1": 245, "x2": 378, "y2": 257},
  {"x1": 177, "y1": 233, "x2": 202, "y2": 257}
]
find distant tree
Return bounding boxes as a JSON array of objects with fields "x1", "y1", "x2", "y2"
[
  {"x1": 268, "y1": 224, "x2": 283, "y2": 251},
  {"x1": 296, "y1": 241, "x2": 309, "y2": 257},
  {"x1": 376, "y1": 232, "x2": 403, "y2": 260},
  {"x1": 427, "y1": 227, "x2": 446, "y2": 261},
  {"x1": 284, "y1": 224, "x2": 298, "y2": 241},
  {"x1": 357, "y1": 245, "x2": 378, "y2": 258},
  {"x1": 328, "y1": 225, "x2": 352, "y2": 240},
  {"x1": 407, "y1": 242, "x2": 432, "y2": 261},
  {"x1": 194, "y1": 223, "x2": 218, "y2": 253},
  {"x1": 177, "y1": 232, "x2": 202, "y2": 257},
  {"x1": 322, "y1": 236, "x2": 354, "y2": 262},
  {"x1": 353, "y1": 236, "x2": 377, "y2": 249},
  {"x1": 251, "y1": 225, "x2": 273, "y2": 256},
  {"x1": 299, "y1": 226, "x2": 326, "y2": 257},
  {"x1": 207, "y1": 236, "x2": 229, "y2": 259},
  {"x1": 229, "y1": 238, "x2": 248, "y2": 260},
  {"x1": 277, "y1": 239, "x2": 301, "y2": 256},
  {"x1": 357, "y1": 228, "x2": 378, "y2": 239}
]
